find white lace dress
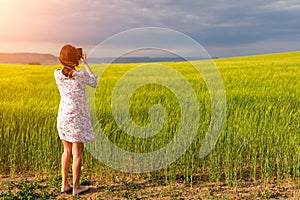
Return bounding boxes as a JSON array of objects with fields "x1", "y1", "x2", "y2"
[{"x1": 54, "y1": 69, "x2": 98, "y2": 143}]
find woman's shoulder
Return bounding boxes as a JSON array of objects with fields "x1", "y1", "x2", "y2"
[
  {"x1": 54, "y1": 69, "x2": 64, "y2": 82},
  {"x1": 74, "y1": 70, "x2": 89, "y2": 77},
  {"x1": 54, "y1": 69, "x2": 61, "y2": 76}
]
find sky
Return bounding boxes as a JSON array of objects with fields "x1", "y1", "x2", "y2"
[{"x1": 0, "y1": 0, "x2": 300, "y2": 58}]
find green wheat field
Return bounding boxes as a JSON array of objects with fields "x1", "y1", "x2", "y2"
[{"x1": 0, "y1": 51, "x2": 299, "y2": 199}]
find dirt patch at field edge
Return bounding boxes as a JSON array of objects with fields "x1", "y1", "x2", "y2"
[{"x1": 0, "y1": 174, "x2": 299, "y2": 199}]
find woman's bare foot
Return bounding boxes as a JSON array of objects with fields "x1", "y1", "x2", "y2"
[
  {"x1": 61, "y1": 184, "x2": 72, "y2": 193},
  {"x1": 73, "y1": 186, "x2": 89, "y2": 195}
]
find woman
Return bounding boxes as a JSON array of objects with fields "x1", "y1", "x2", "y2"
[{"x1": 54, "y1": 44, "x2": 97, "y2": 195}]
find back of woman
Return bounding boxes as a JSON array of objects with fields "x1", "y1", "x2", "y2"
[{"x1": 54, "y1": 44, "x2": 98, "y2": 195}]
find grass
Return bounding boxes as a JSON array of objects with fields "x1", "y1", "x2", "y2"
[
  {"x1": 0, "y1": 177, "x2": 56, "y2": 199},
  {"x1": 0, "y1": 51, "x2": 299, "y2": 198}
]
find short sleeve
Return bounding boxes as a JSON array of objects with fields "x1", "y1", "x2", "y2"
[{"x1": 80, "y1": 71, "x2": 98, "y2": 88}]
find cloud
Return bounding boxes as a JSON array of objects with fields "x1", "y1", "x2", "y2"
[
  {"x1": 0, "y1": 0, "x2": 299, "y2": 57},
  {"x1": 261, "y1": 0, "x2": 300, "y2": 11}
]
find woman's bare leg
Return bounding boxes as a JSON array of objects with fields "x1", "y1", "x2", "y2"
[
  {"x1": 72, "y1": 142, "x2": 89, "y2": 195},
  {"x1": 61, "y1": 140, "x2": 72, "y2": 192}
]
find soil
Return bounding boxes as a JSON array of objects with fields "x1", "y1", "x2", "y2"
[{"x1": 0, "y1": 174, "x2": 299, "y2": 199}]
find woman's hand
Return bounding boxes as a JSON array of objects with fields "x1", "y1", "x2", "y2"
[
  {"x1": 81, "y1": 52, "x2": 87, "y2": 64},
  {"x1": 80, "y1": 51, "x2": 94, "y2": 75}
]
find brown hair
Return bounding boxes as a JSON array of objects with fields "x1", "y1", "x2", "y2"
[{"x1": 59, "y1": 44, "x2": 81, "y2": 78}]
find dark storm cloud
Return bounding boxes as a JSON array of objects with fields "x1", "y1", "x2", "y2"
[
  {"x1": 133, "y1": 0, "x2": 300, "y2": 47},
  {"x1": 77, "y1": 0, "x2": 300, "y2": 56}
]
